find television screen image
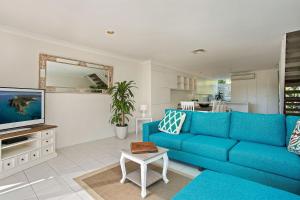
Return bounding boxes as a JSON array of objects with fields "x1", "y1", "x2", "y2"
[{"x1": 0, "y1": 90, "x2": 43, "y2": 125}]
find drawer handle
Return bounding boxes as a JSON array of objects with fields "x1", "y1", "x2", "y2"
[
  {"x1": 46, "y1": 149, "x2": 49, "y2": 152},
  {"x1": 7, "y1": 163, "x2": 10, "y2": 166},
  {"x1": 21, "y1": 158, "x2": 24, "y2": 161},
  {"x1": 33, "y1": 154, "x2": 36, "y2": 157},
  {"x1": 46, "y1": 140, "x2": 49, "y2": 143}
]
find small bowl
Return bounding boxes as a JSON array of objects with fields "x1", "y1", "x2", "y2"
[{"x1": 199, "y1": 103, "x2": 210, "y2": 107}]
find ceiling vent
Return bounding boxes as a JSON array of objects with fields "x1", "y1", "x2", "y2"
[{"x1": 231, "y1": 72, "x2": 255, "y2": 80}]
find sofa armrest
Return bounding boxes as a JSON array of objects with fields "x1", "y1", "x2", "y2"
[{"x1": 142, "y1": 120, "x2": 161, "y2": 142}]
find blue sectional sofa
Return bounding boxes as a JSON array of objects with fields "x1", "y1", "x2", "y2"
[
  {"x1": 172, "y1": 170, "x2": 300, "y2": 200},
  {"x1": 143, "y1": 110, "x2": 300, "y2": 194}
]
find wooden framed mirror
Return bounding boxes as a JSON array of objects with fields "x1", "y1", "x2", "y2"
[{"x1": 39, "y1": 54, "x2": 113, "y2": 93}]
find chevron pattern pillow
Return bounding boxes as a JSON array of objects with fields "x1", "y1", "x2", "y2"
[
  {"x1": 158, "y1": 110, "x2": 186, "y2": 134},
  {"x1": 288, "y1": 120, "x2": 300, "y2": 155}
]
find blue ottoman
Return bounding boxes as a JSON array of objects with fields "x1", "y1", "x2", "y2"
[{"x1": 172, "y1": 171, "x2": 300, "y2": 200}]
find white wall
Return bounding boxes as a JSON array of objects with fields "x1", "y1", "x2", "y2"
[
  {"x1": 0, "y1": 29, "x2": 147, "y2": 148},
  {"x1": 140, "y1": 61, "x2": 152, "y2": 115},
  {"x1": 149, "y1": 62, "x2": 198, "y2": 120},
  {"x1": 231, "y1": 68, "x2": 279, "y2": 114},
  {"x1": 151, "y1": 63, "x2": 171, "y2": 120},
  {"x1": 170, "y1": 90, "x2": 194, "y2": 108},
  {"x1": 279, "y1": 35, "x2": 286, "y2": 114},
  {"x1": 197, "y1": 80, "x2": 218, "y2": 96},
  {"x1": 231, "y1": 78, "x2": 256, "y2": 111}
]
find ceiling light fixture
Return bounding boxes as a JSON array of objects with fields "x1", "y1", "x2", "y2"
[
  {"x1": 106, "y1": 30, "x2": 115, "y2": 35},
  {"x1": 192, "y1": 49, "x2": 206, "y2": 54}
]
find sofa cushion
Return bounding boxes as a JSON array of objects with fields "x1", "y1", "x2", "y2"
[
  {"x1": 229, "y1": 141, "x2": 300, "y2": 180},
  {"x1": 230, "y1": 112, "x2": 286, "y2": 146},
  {"x1": 288, "y1": 119, "x2": 300, "y2": 155},
  {"x1": 172, "y1": 170, "x2": 300, "y2": 200},
  {"x1": 165, "y1": 109, "x2": 193, "y2": 133},
  {"x1": 182, "y1": 135, "x2": 237, "y2": 161},
  {"x1": 149, "y1": 132, "x2": 195, "y2": 150},
  {"x1": 190, "y1": 112, "x2": 231, "y2": 138},
  {"x1": 286, "y1": 116, "x2": 300, "y2": 146},
  {"x1": 158, "y1": 110, "x2": 186, "y2": 134}
]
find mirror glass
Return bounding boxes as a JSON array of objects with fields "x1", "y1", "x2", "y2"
[{"x1": 39, "y1": 54, "x2": 113, "y2": 93}]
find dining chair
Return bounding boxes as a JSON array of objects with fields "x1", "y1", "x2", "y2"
[
  {"x1": 212, "y1": 100, "x2": 228, "y2": 112},
  {"x1": 181, "y1": 101, "x2": 195, "y2": 111}
]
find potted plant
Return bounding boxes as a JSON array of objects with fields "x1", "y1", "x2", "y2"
[{"x1": 108, "y1": 81, "x2": 136, "y2": 139}]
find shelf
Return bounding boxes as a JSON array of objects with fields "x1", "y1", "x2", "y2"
[
  {"x1": 0, "y1": 124, "x2": 57, "y2": 179},
  {"x1": 1, "y1": 137, "x2": 39, "y2": 150},
  {"x1": 0, "y1": 124, "x2": 57, "y2": 140},
  {"x1": 127, "y1": 169, "x2": 162, "y2": 187},
  {"x1": 2, "y1": 143, "x2": 38, "y2": 159},
  {"x1": 176, "y1": 75, "x2": 197, "y2": 91}
]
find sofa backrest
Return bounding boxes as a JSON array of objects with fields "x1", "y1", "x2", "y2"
[
  {"x1": 190, "y1": 112, "x2": 231, "y2": 138},
  {"x1": 165, "y1": 109, "x2": 193, "y2": 133},
  {"x1": 286, "y1": 116, "x2": 300, "y2": 146},
  {"x1": 230, "y1": 112, "x2": 286, "y2": 146}
]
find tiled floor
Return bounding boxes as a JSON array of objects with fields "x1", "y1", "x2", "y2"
[{"x1": 0, "y1": 134, "x2": 200, "y2": 200}]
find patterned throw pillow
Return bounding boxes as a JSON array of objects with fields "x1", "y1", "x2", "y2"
[
  {"x1": 288, "y1": 120, "x2": 300, "y2": 155},
  {"x1": 158, "y1": 110, "x2": 186, "y2": 134}
]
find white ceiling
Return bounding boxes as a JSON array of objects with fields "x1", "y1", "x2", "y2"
[{"x1": 0, "y1": 0, "x2": 300, "y2": 78}]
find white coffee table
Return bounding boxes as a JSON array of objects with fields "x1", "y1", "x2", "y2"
[{"x1": 120, "y1": 147, "x2": 169, "y2": 198}]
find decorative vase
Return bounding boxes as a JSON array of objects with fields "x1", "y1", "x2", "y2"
[{"x1": 115, "y1": 125, "x2": 128, "y2": 139}]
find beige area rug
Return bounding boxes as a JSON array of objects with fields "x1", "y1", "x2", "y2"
[{"x1": 74, "y1": 161, "x2": 192, "y2": 200}]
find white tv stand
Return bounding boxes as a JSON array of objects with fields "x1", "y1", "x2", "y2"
[
  {"x1": 0, "y1": 127, "x2": 31, "y2": 135},
  {"x1": 0, "y1": 124, "x2": 57, "y2": 179}
]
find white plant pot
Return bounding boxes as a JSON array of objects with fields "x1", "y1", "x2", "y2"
[{"x1": 115, "y1": 125, "x2": 128, "y2": 139}]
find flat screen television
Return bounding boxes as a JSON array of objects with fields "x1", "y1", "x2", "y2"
[{"x1": 0, "y1": 88, "x2": 45, "y2": 131}]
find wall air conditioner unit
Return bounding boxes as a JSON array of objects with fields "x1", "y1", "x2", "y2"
[{"x1": 231, "y1": 72, "x2": 255, "y2": 80}]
